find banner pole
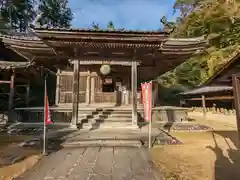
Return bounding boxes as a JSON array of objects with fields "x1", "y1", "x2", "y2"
[
  {"x1": 43, "y1": 76, "x2": 46, "y2": 155},
  {"x1": 148, "y1": 119, "x2": 151, "y2": 149},
  {"x1": 148, "y1": 81, "x2": 152, "y2": 149}
]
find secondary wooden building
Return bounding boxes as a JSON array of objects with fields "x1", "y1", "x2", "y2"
[{"x1": 180, "y1": 52, "x2": 240, "y2": 109}]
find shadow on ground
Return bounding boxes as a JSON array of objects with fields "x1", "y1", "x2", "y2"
[
  {"x1": 0, "y1": 126, "x2": 76, "y2": 168},
  {"x1": 208, "y1": 131, "x2": 240, "y2": 180}
]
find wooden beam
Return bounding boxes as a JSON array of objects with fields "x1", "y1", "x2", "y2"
[
  {"x1": 69, "y1": 53, "x2": 191, "y2": 63},
  {"x1": 71, "y1": 55, "x2": 147, "y2": 62},
  {"x1": 71, "y1": 55, "x2": 80, "y2": 127},
  {"x1": 2, "y1": 38, "x2": 45, "y2": 44},
  {"x1": 69, "y1": 59, "x2": 141, "y2": 66},
  {"x1": 0, "y1": 60, "x2": 32, "y2": 69},
  {"x1": 8, "y1": 71, "x2": 15, "y2": 123},
  {"x1": 90, "y1": 76, "x2": 95, "y2": 104},
  {"x1": 55, "y1": 69, "x2": 60, "y2": 105},
  {"x1": 3, "y1": 40, "x2": 49, "y2": 49},
  {"x1": 39, "y1": 36, "x2": 166, "y2": 43},
  {"x1": 0, "y1": 80, "x2": 11, "y2": 84},
  {"x1": 85, "y1": 71, "x2": 91, "y2": 104},
  {"x1": 10, "y1": 44, "x2": 53, "y2": 51},
  {"x1": 46, "y1": 40, "x2": 162, "y2": 48},
  {"x1": 201, "y1": 95, "x2": 206, "y2": 119}
]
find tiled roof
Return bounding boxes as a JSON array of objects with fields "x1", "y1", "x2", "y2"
[
  {"x1": 0, "y1": 32, "x2": 41, "y2": 41},
  {"x1": 32, "y1": 27, "x2": 169, "y2": 34},
  {"x1": 180, "y1": 85, "x2": 233, "y2": 95}
]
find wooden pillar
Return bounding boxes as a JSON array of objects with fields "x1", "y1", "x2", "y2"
[
  {"x1": 85, "y1": 72, "x2": 91, "y2": 104},
  {"x1": 131, "y1": 60, "x2": 138, "y2": 126},
  {"x1": 55, "y1": 69, "x2": 60, "y2": 105},
  {"x1": 25, "y1": 82, "x2": 30, "y2": 106},
  {"x1": 201, "y1": 95, "x2": 207, "y2": 119},
  {"x1": 71, "y1": 60, "x2": 79, "y2": 127},
  {"x1": 90, "y1": 76, "x2": 95, "y2": 104},
  {"x1": 8, "y1": 71, "x2": 15, "y2": 123},
  {"x1": 232, "y1": 74, "x2": 240, "y2": 148}
]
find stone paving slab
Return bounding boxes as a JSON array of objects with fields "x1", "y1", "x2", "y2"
[{"x1": 16, "y1": 146, "x2": 162, "y2": 180}]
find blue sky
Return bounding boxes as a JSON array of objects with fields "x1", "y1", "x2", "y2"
[{"x1": 68, "y1": 0, "x2": 178, "y2": 30}]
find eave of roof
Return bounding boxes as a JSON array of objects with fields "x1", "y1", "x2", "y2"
[
  {"x1": 0, "y1": 29, "x2": 207, "y2": 77},
  {"x1": 33, "y1": 27, "x2": 170, "y2": 35},
  {"x1": 32, "y1": 27, "x2": 207, "y2": 47},
  {"x1": 179, "y1": 85, "x2": 233, "y2": 95},
  {"x1": 0, "y1": 33, "x2": 57, "y2": 61},
  {"x1": 0, "y1": 60, "x2": 33, "y2": 69}
]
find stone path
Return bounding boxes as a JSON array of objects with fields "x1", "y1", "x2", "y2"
[{"x1": 16, "y1": 146, "x2": 162, "y2": 180}]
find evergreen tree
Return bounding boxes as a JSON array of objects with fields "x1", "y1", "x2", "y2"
[
  {"x1": 158, "y1": 0, "x2": 240, "y2": 89},
  {"x1": 0, "y1": 0, "x2": 36, "y2": 32},
  {"x1": 0, "y1": 16, "x2": 9, "y2": 34},
  {"x1": 91, "y1": 22, "x2": 100, "y2": 30},
  {"x1": 37, "y1": 0, "x2": 73, "y2": 28},
  {"x1": 107, "y1": 20, "x2": 115, "y2": 30}
]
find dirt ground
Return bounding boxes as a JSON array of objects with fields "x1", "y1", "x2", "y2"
[
  {"x1": 0, "y1": 135, "x2": 41, "y2": 180},
  {"x1": 152, "y1": 119, "x2": 240, "y2": 180}
]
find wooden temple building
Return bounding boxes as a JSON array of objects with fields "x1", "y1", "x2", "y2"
[
  {"x1": 0, "y1": 28, "x2": 206, "y2": 127},
  {"x1": 180, "y1": 52, "x2": 240, "y2": 109}
]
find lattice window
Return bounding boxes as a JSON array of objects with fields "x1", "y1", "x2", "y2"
[
  {"x1": 94, "y1": 76, "x2": 102, "y2": 92},
  {"x1": 60, "y1": 75, "x2": 73, "y2": 92},
  {"x1": 79, "y1": 76, "x2": 87, "y2": 91},
  {"x1": 59, "y1": 75, "x2": 73, "y2": 103}
]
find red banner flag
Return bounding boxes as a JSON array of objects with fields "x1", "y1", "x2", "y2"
[
  {"x1": 141, "y1": 82, "x2": 152, "y2": 122},
  {"x1": 45, "y1": 89, "x2": 52, "y2": 125}
]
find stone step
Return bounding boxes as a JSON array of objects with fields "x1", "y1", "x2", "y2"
[
  {"x1": 97, "y1": 114, "x2": 132, "y2": 118},
  {"x1": 78, "y1": 110, "x2": 140, "y2": 117},
  {"x1": 78, "y1": 114, "x2": 88, "y2": 118},
  {"x1": 62, "y1": 140, "x2": 142, "y2": 147},
  {"x1": 100, "y1": 111, "x2": 132, "y2": 114},
  {"x1": 96, "y1": 122, "x2": 136, "y2": 129},
  {"x1": 78, "y1": 108, "x2": 133, "y2": 113},
  {"x1": 93, "y1": 117, "x2": 132, "y2": 122},
  {"x1": 82, "y1": 122, "x2": 136, "y2": 130},
  {"x1": 78, "y1": 114, "x2": 132, "y2": 121},
  {"x1": 82, "y1": 123, "x2": 92, "y2": 129},
  {"x1": 77, "y1": 108, "x2": 140, "y2": 130}
]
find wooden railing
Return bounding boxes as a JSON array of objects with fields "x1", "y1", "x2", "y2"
[
  {"x1": 94, "y1": 92, "x2": 117, "y2": 103},
  {"x1": 14, "y1": 107, "x2": 72, "y2": 123},
  {"x1": 59, "y1": 92, "x2": 72, "y2": 103}
]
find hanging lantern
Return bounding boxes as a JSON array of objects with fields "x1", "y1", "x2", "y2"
[{"x1": 100, "y1": 64, "x2": 111, "y2": 75}]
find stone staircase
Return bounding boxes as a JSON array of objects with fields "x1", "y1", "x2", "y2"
[{"x1": 77, "y1": 108, "x2": 138, "y2": 130}]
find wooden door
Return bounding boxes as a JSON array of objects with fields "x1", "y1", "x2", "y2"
[
  {"x1": 58, "y1": 74, "x2": 87, "y2": 104},
  {"x1": 93, "y1": 76, "x2": 117, "y2": 103},
  {"x1": 59, "y1": 75, "x2": 73, "y2": 103}
]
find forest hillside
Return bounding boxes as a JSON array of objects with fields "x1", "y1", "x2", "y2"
[{"x1": 159, "y1": 0, "x2": 240, "y2": 94}]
